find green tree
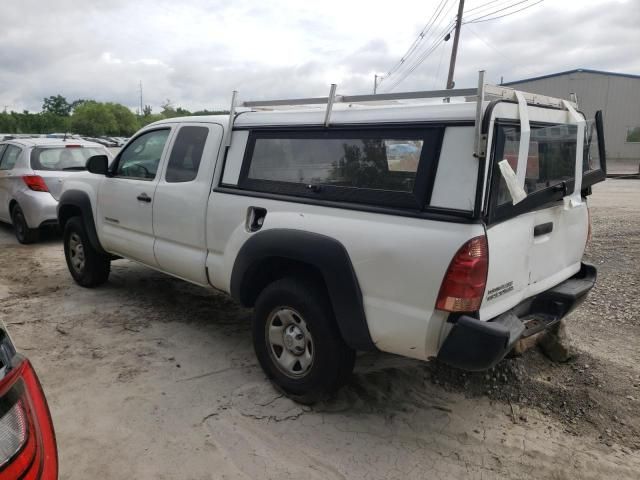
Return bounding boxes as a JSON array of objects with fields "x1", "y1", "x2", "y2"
[
  {"x1": 70, "y1": 102, "x2": 118, "y2": 136},
  {"x1": 192, "y1": 109, "x2": 229, "y2": 115},
  {"x1": 0, "y1": 112, "x2": 17, "y2": 133},
  {"x1": 142, "y1": 104, "x2": 153, "y2": 116},
  {"x1": 42, "y1": 95, "x2": 71, "y2": 116},
  {"x1": 105, "y1": 103, "x2": 138, "y2": 136},
  {"x1": 138, "y1": 113, "x2": 165, "y2": 128},
  {"x1": 160, "y1": 99, "x2": 175, "y2": 117},
  {"x1": 70, "y1": 99, "x2": 92, "y2": 112}
]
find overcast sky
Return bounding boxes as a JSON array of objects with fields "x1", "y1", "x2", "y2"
[{"x1": 1, "y1": 0, "x2": 638, "y2": 113}]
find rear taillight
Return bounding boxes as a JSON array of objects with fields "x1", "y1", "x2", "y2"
[
  {"x1": 436, "y1": 236, "x2": 489, "y2": 312},
  {"x1": 0, "y1": 359, "x2": 57, "y2": 479},
  {"x1": 22, "y1": 176, "x2": 49, "y2": 192}
]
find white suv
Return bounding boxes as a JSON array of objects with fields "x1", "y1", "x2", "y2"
[{"x1": 56, "y1": 76, "x2": 606, "y2": 402}]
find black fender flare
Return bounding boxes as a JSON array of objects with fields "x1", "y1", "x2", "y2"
[
  {"x1": 230, "y1": 229, "x2": 376, "y2": 351},
  {"x1": 57, "y1": 190, "x2": 107, "y2": 255}
]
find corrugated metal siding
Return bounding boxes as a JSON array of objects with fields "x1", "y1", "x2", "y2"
[{"x1": 507, "y1": 72, "x2": 640, "y2": 162}]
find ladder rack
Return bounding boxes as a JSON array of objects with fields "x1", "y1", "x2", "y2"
[
  {"x1": 240, "y1": 87, "x2": 478, "y2": 108},
  {"x1": 227, "y1": 71, "x2": 577, "y2": 158}
]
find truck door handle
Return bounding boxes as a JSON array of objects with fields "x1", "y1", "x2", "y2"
[
  {"x1": 137, "y1": 193, "x2": 152, "y2": 203},
  {"x1": 534, "y1": 222, "x2": 553, "y2": 236}
]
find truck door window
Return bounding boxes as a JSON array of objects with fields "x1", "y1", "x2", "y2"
[
  {"x1": 165, "y1": 126, "x2": 209, "y2": 183},
  {"x1": 115, "y1": 129, "x2": 170, "y2": 180}
]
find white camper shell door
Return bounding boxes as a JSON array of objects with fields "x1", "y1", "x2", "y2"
[{"x1": 479, "y1": 102, "x2": 591, "y2": 321}]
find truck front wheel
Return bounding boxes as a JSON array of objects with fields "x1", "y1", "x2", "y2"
[
  {"x1": 253, "y1": 276, "x2": 356, "y2": 404},
  {"x1": 63, "y1": 217, "x2": 110, "y2": 287}
]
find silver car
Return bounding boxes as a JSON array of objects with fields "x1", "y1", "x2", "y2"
[{"x1": 0, "y1": 138, "x2": 111, "y2": 243}]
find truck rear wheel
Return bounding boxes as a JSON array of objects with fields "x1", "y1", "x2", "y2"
[
  {"x1": 63, "y1": 217, "x2": 110, "y2": 287},
  {"x1": 253, "y1": 276, "x2": 356, "y2": 404}
]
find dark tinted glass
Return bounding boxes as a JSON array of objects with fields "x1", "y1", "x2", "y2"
[
  {"x1": 496, "y1": 124, "x2": 578, "y2": 205},
  {"x1": 248, "y1": 137, "x2": 424, "y2": 193},
  {"x1": 166, "y1": 126, "x2": 209, "y2": 183}
]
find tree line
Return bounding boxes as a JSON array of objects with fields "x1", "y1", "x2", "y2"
[{"x1": 0, "y1": 95, "x2": 228, "y2": 137}]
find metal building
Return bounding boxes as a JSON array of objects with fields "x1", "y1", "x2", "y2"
[{"x1": 504, "y1": 69, "x2": 640, "y2": 172}]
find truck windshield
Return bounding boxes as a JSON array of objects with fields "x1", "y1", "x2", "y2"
[{"x1": 31, "y1": 146, "x2": 106, "y2": 171}]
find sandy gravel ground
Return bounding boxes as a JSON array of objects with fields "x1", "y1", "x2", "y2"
[{"x1": 0, "y1": 180, "x2": 638, "y2": 479}]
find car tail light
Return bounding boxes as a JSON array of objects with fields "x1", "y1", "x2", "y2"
[
  {"x1": 22, "y1": 176, "x2": 49, "y2": 192},
  {"x1": 0, "y1": 359, "x2": 58, "y2": 479},
  {"x1": 436, "y1": 236, "x2": 488, "y2": 312}
]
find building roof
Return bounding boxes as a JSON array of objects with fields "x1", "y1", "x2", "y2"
[{"x1": 503, "y1": 68, "x2": 640, "y2": 86}]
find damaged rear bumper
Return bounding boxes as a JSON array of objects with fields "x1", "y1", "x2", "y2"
[{"x1": 437, "y1": 262, "x2": 597, "y2": 371}]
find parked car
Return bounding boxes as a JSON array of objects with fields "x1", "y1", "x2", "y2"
[
  {"x1": 0, "y1": 321, "x2": 58, "y2": 478},
  {"x1": 56, "y1": 79, "x2": 606, "y2": 402},
  {"x1": 0, "y1": 138, "x2": 112, "y2": 243}
]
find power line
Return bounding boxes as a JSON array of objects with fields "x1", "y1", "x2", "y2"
[
  {"x1": 464, "y1": 0, "x2": 543, "y2": 23},
  {"x1": 381, "y1": 0, "x2": 460, "y2": 90},
  {"x1": 380, "y1": 0, "x2": 453, "y2": 84},
  {"x1": 384, "y1": 18, "x2": 457, "y2": 91},
  {"x1": 465, "y1": 24, "x2": 517, "y2": 63},
  {"x1": 465, "y1": 0, "x2": 517, "y2": 15},
  {"x1": 464, "y1": 0, "x2": 533, "y2": 21},
  {"x1": 466, "y1": 0, "x2": 543, "y2": 23},
  {"x1": 384, "y1": 27, "x2": 452, "y2": 91},
  {"x1": 432, "y1": 40, "x2": 448, "y2": 89},
  {"x1": 376, "y1": 0, "x2": 546, "y2": 92},
  {"x1": 387, "y1": 20, "x2": 456, "y2": 91}
]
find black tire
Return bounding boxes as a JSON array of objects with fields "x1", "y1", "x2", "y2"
[
  {"x1": 11, "y1": 205, "x2": 39, "y2": 244},
  {"x1": 63, "y1": 216, "x2": 110, "y2": 287},
  {"x1": 253, "y1": 276, "x2": 356, "y2": 404}
]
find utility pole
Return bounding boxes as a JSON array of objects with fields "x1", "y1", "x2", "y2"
[
  {"x1": 373, "y1": 74, "x2": 379, "y2": 94},
  {"x1": 446, "y1": 0, "x2": 465, "y2": 90},
  {"x1": 139, "y1": 81, "x2": 144, "y2": 115}
]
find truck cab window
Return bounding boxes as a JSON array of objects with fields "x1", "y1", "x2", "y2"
[
  {"x1": 165, "y1": 126, "x2": 209, "y2": 183},
  {"x1": 116, "y1": 129, "x2": 170, "y2": 180}
]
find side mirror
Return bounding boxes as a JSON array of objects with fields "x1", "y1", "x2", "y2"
[{"x1": 86, "y1": 155, "x2": 109, "y2": 175}]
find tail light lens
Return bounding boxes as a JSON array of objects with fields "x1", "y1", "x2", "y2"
[
  {"x1": 0, "y1": 401, "x2": 28, "y2": 466},
  {"x1": 0, "y1": 359, "x2": 58, "y2": 479},
  {"x1": 436, "y1": 236, "x2": 489, "y2": 312},
  {"x1": 22, "y1": 176, "x2": 49, "y2": 192}
]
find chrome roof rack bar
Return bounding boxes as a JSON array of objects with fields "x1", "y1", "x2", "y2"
[{"x1": 241, "y1": 87, "x2": 478, "y2": 108}]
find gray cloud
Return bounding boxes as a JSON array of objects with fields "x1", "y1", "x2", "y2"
[{"x1": 0, "y1": 0, "x2": 638, "y2": 113}]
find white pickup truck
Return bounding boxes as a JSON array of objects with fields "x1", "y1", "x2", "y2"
[{"x1": 57, "y1": 77, "x2": 606, "y2": 402}]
